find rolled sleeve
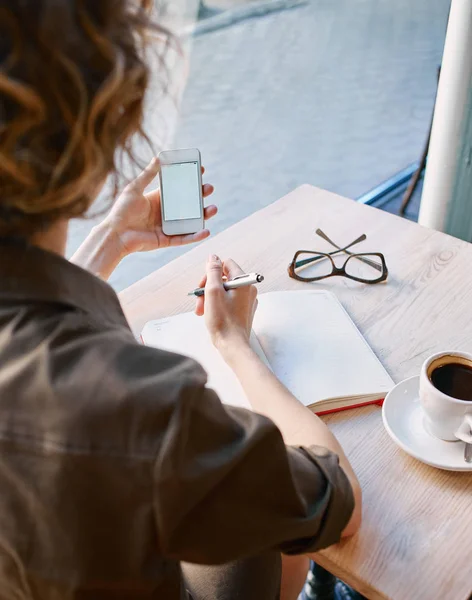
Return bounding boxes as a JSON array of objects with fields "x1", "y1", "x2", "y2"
[
  {"x1": 280, "y1": 446, "x2": 354, "y2": 554},
  {"x1": 153, "y1": 384, "x2": 354, "y2": 564}
]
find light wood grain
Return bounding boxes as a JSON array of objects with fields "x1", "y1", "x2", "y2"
[{"x1": 119, "y1": 185, "x2": 472, "y2": 600}]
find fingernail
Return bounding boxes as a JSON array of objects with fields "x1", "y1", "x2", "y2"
[{"x1": 209, "y1": 254, "x2": 220, "y2": 263}]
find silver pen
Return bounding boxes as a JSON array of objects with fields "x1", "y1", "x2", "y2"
[{"x1": 188, "y1": 273, "x2": 264, "y2": 297}]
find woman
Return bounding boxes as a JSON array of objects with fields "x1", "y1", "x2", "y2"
[{"x1": 0, "y1": 1, "x2": 361, "y2": 599}]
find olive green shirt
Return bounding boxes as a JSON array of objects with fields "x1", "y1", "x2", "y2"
[{"x1": 0, "y1": 238, "x2": 354, "y2": 598}]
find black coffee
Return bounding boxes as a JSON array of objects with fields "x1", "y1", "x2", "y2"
[{"x1": 430, "y1": 362, "x2": 472, "y2": 401}]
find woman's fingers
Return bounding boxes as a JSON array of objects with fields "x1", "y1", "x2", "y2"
[
  {"x1": 203, "y1": 204, "x2": 217, "y2": 220},
  {"x1": 194, "y1": 258, "x2": 248, "y2": 317},
  {"x1": 197, "y1": 275, "x2": 207, "y2": 288},
  {"x1": 202, "y1": 183, "x2": 214, "y2": 197},
  {"x1": 195, "y1": 299, "x2": 205, "y2": 317},
  {"x1": 195, "y1": 275, "x2": 207, "y2": 316},
  {"x1": 128, "y1": 158, "x2": 160, "y2": 192},
  {"x1": 205, "y1": 254, "x2": 225, "y2": 293}
]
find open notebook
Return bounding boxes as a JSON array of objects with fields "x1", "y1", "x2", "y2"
[{"x1": 141, "y1": 290, "x2": 394, "y2": 413}]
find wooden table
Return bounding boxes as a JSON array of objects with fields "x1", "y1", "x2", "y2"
[{"x1": 120, "y1": 186, "x2": 472, "y2": 600}]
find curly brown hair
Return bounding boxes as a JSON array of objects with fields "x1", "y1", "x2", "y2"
[{"x1": 0, "y1": 0, "x2": 172, "y2": 237}]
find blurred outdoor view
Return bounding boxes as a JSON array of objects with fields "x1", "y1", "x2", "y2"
[{"x1": 67, "y1": 0, "x2": 451, "y2": 291}]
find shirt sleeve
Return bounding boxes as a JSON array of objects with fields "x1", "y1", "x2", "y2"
[{"x1": 152, "y1": 383, "x2": 354, "y2": 565}]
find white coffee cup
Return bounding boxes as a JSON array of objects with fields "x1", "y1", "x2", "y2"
[{"x1": 419, "y1": 351, "x2": 472, "y2": 443}]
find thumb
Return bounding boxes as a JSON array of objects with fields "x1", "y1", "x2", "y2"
[
  {"x1": 205, "y1": 254, "x2": 224, "y2": 292},
  {"x1": 127, "y1": 157, "x2": 160, "y2": 193}
]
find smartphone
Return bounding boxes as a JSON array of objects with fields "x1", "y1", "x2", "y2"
[{"x1": 158, "y1": 148, "x2": 204, "y2": 236}]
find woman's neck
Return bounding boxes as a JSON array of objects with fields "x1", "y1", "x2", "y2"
[{"x1": 31, "y1": 220, "x2": 69, "y2": 257}]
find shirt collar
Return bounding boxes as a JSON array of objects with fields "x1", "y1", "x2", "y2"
[{"x1": 0, "y1": 237, "x2": 129, "y2": 329}]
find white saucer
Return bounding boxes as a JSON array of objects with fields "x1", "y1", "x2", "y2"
[{"x1": 382, "y1": 376, "x2": 472, "y2": 472}]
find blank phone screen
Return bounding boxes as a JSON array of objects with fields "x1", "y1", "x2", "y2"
[{"x1": 161, "y1": 161, "x2": 201, "y2": 221}]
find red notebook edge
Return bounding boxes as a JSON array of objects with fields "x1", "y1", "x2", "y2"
[{"x1": 315, "y1": 397, "x2": 385, "y2": 416}]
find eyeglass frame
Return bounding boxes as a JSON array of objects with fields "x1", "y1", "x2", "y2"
[{"x1": 287, "y1": 229, "x2": 388, "y2": 284}]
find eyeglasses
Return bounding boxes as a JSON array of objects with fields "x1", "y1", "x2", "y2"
[{"x1": 288, "y1": 229, "x2": 388, "y2": 284}]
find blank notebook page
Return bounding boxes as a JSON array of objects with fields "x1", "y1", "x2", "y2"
[{"x1": 252, "y1": 290, "x2": 393, "y2": 408}]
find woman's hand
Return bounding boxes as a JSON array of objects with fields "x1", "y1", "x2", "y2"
[
  {"x1": 71, "y1": 158, "x2": 217, "y2": 280},
  {"x1": 195, "y1": 255, "x2": 258, "y2": 359},
  {"x1": 105, "y1": 158, "x2": 217, "y2": 256}
]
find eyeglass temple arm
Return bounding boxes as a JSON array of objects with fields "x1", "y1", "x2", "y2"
[
  {"x1": 316, "y1": 228, "x2": 382, "y2": 271},
  {"x1": 294, "y1": 238, "x2": 365, "y2": 269},
  {"x1": 316, "y1": 229, "x2": 366, "y2": 248}
]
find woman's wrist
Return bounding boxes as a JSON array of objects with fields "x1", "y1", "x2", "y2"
[
  {"x1": 71, "y1": 219, "x2": 127, "y2": 280},
  {"x1": 216, "y1": 334, "x2": 256, "y2": 370}
]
